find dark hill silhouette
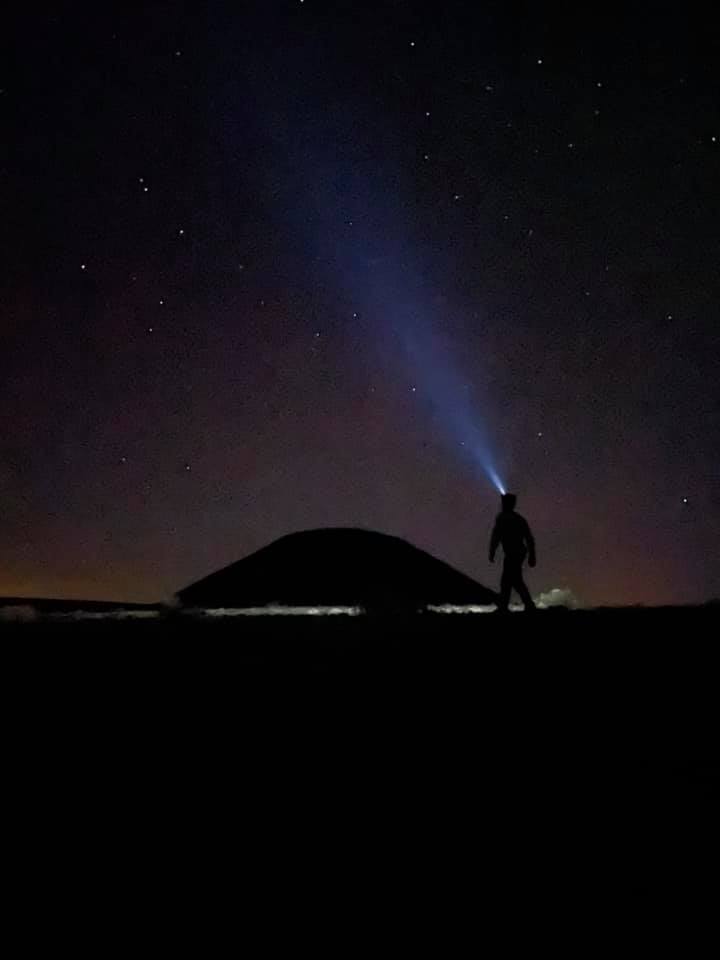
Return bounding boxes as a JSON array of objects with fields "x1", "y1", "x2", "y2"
[{"x1": 176, "y1": 527, "x2": 498, "y2": 610}]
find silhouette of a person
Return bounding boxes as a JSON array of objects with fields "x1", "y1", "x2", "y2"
[{"x1": 489, "y1": 493, "x2": 536, "y2": 612}]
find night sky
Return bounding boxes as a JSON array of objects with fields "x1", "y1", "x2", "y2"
[{"x1": 2, "y1": 3, "x2": 719, "y2": 605}]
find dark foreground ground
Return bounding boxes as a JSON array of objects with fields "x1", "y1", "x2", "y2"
[{"x1": 3, "y1": 605, "x2": 718, "y2": 931}]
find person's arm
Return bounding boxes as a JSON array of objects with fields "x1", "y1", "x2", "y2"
[
  {"x1": 489, "y1": 520, "x2": 500, "y2": 563},
  {"x1": 525, "y1": 521, "x2": 536, "y2": 567}
]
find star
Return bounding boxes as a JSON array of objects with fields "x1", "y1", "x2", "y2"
[{"x1": 80, "y1": 263, "x2": 86, "y2": 270}]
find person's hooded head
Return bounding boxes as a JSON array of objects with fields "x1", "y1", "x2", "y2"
[{"x1": 501, "y1": 493, "x2": 517, "y2": 512}]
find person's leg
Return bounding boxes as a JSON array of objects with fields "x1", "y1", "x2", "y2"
[
  {"x1": 514, "y1": 568, "x2": 536, "y2": 611},
  {"x1": 498, "y1": 560, "x2": 513, "y2": 611}
]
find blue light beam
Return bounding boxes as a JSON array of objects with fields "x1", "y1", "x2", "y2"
[{"x1": 398, "y1": 315, "x2": 506, "y2": 494}]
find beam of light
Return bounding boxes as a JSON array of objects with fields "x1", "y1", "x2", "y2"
[
  {"x1": 395, "y1": 306, "x2": 506, "y2": 494},
  {"x1": 309, "y1": 174, "x2": 508, "y2": 495},
  {"x1": 253, "y1": 106, "x2": 508, "y2": 494}
]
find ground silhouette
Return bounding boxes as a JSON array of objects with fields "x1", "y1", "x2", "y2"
[{"x1": 2, "y1": 603, "x2": 717, "y2": 908}]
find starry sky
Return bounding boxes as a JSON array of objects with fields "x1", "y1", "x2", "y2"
[{"x1": 2, "y1": 2, "x2": 719, "y2": 605}]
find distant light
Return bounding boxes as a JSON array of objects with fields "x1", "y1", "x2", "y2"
[
  {"x1": 178, "y1": 228, "x2": 185, "y2": 235},
  {"x1": 537, "y1": 58, "x2": 543, "y2": 64},
  {"x1": 682, "y1": 497, "x2": 688, "y2": 504},
  {"x1": 143, "y1": 186, "x2": 149, "y2": 192},
  {"x1": 410, "y1": 40, "x2": 416, "y2": 47},
  {"x1": 427, "y1": 604, "x2": 497, "y2": 615},
  {"x1": 80, "y1": 263, "x2": 86, "y2": 270},
  {"x1": 49, "y1": 609, "x2": 160, "y2": 621},
  {"x1": 193, "y1": 605, "x2": 363, "y2": 617}
]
